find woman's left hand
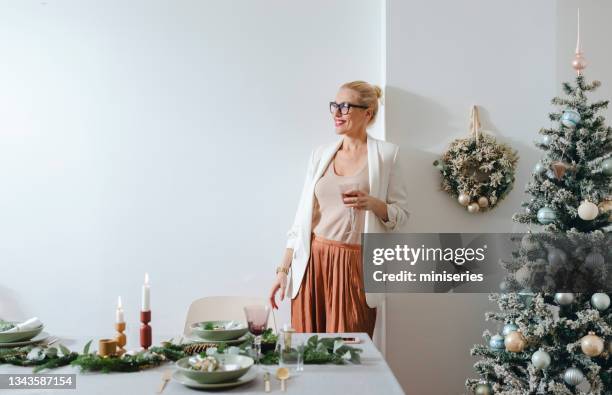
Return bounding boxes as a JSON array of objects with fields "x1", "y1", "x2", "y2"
[{"x1": 343, "y1": 190, "x2": 389, "y2": 221}]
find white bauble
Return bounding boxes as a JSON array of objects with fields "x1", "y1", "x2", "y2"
[
  {"x1": 554, "y1": 293, "x2": 574, "y2": 305},
  {"x1": 578, "y1": 200, "x2": 599, "y2": 220},
  {"x1": 531, "y1": 349, "x2": 551, "y2": 370},
  {"x1": 591, "y1": 293, "x2": 610, "y2": 311}
]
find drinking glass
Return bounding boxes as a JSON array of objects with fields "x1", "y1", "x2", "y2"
[
  {"x1": 243, "y1": 305, "x2": 270, "y2": 365},
  {"x1": 339, "y1": 182, "x2": 360, "y2": 235},
  {"x1": 277, "y1": 334, "x2": 305, "y2": 374}
]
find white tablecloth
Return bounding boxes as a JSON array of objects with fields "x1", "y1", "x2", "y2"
[{"x1": 0, "y1": 332, "x2": 404, "y2": 395}]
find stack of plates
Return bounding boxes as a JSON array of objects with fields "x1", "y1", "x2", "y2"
[
  {"x1": 173, "y1": 354, "x2": 257, "y2": 390},
  {"x1": 0, "y1": 321, "x2": 48, "y2": 347}
]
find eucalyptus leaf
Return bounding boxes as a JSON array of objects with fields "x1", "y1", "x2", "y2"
[
  {"x1": 58, "y1": 344, "x2": 70, "y2": 356},
  {"x1": 82, "y1": 339, "x2": 93, "y2": 355}
]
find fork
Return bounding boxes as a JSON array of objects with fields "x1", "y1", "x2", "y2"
[{"x1": 157, "y1": 369, "x2": 172, "y2": 393}]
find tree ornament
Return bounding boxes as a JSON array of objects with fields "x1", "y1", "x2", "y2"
[
  {"x1": 504, "y1": 330, "x2": 526, "y2": 352},
  {"x1": 554, "y1": 293, "x2": 574, "y2": 305},
  {"x1": 533, "y1": 162, "x2": 546, "y2": 175},
  {"x1": 572, "y1": 10, "x2": 587, "y2": 75},
  {"x1": 598, "y1": 199, "x2": 612, "y2": 221},
  {"x1": 550, "y1": 161, "x2": 570, "y2": 180},
  {"x1": 581, "y1": 332, "x2": 604, "y2": 357},
  {"x1": 434, "y1": 106, "x2": 518, "y2": 213},
  {"x1": 489, "y1": 335, "x2": 505, "y2": 350},
  {"x1": 458, "y1": 193, "x2": 470, "y2": 206},
  {"x1": 564, "y1": 367, "x2": 585, "y2": 386},
  {"x1": 467, "y1": 202, "x2": 480, "y2": 214},
  {"x1": 578, "y1": 200, "x2": 598, "y2": 220},
  {"x1": 591, "y1": 293, "x2": 610, "y2": 311},
  {"x1": 541, "y1": 135, "x2": 552, "y2": 146},
  {"x1": 547, "y1": 248, "x2": 567, "y2": 266},
  {"x1": 531, "y1": 349, "x2": 551, "y2": 370},
  {"x1": 521, "y1": 234, "x2": 540, "y2": 251},
  {"x1": 477, "y1": 196, "x2": 489, "y2": 208},
  {"x1": 561, "y1": 110, "x2": 581, "y2": 129},
  {"x1": 602, "y1": 158, "x2": 612, "y2": 176},
  {"x1": 585, "y1": 252, "x2": 604, "y2": 267},
  {"x1": 537, "y1": 207, "x2": 556, "y2": 224},
  {"x1": 514, "y1": 266, "x2": 531, "y2": 287},
  {"x1": 502, "y1": 323, "x2": 519, "y2": 337},
  {"x1": 474, "y1": 383, "x2": 492, "y2": 395}
]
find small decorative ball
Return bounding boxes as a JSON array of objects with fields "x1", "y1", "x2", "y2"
[
  {"x1": 531, "y1": 349, "x2": 551, "y2": 370},
  {"x1": 504, "y1": 330, "x2": 527, "y2": 352},
  {"x1": 564, "y1": 367, "x2": 585, "y2": 386},
  {"x1": 572, "y1": 53, "x2": 588, "y2": 72},
  {"x1": 502, "y1": 323, "x2": 519, "y2": 337},
  {"x1": 467, "y1": 202, "x2": 480, "y2": 213},
  {"x1": 489, "y1": 335, "x2": 505, "y2": 350},
  {"x1": 603, "y1": 158, "x2": 612, "y2": 176},
  {"x1": 514, "y1": 266, "x2": 531, "y2": 286},
  {"x1": 537, "y1": 207, "x2": 557, "y2": 225},
  {"x1": 458, "y1": 193, "x2": 470, "y2": 206},
  {"x1": 474, "y1": 383, "x2": 493, "y2": 395},
  {"x1": 581, "y1": 332, "x2": 604, "y2": 357},
  {"x1": 578, "y1": 200, "x2": 599, "y2": 221},
  {"x1": 518, "y1": 290, "x2": 535, "y2": 306},
  {"x1": 561, "y1": 110, "x2": 581, "y2": 129},
  {"x1": 585, "y1": 252, "x2": 605, "y2": 268},
  {"x1": 547, "y1": 248, "x2": 567, "y2": 266},
  {"x1": 545, "y1": 169, "x2": 556, "y2": 179},
  {"x1": 591, "y1": 293, "x2": 610, "y2": 311},
  {"x1": 499, "y1": 281, "x2": 509, "y2": 292},
  {"x1": 477, "y1": 196, "x2": 489, "y2": 208},
  {"x1": 554, "y1": 293, "x2": 574, "y2": 305},
  {"x1": 533, "y1": 162, "x2": 546, "y2": 174},
  {"x1": 540, "y1": 135, "x2": 553, "y2": 146},
  {"x1": 521, "y1": 234, "x2": 540, "y2": 251}
]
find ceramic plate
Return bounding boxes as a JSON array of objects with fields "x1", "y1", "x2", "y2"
[
  {"x1": 0, "y1": 332, "x2": 50, "y2": 348},
  {"x1": 184, "y1": 334, "x2": 248, "y2": 345},
  {"x1": 0, "y1": 324, "x2": 44, "y2": 343},
  {"x1": 172, "y1": 367, "x2": 257, "y2": 389}
]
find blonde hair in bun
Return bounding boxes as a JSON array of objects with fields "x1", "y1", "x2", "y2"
[{"x1": 341, "y1": 81, "x2": 383, "y2": 125}]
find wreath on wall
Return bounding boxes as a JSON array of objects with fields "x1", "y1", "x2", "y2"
[{"x1": 433, "y1": 106, "x2": 519, "y2": 213}]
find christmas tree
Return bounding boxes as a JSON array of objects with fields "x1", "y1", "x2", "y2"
[{"x1": 466, "y1": 13, "x2": 612, "y2": 395}]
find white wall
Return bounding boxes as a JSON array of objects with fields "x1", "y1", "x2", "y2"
[
  {"x1": 385, "y1": 1, "x2": 556, "y2": 393},
  {"x1": 0, "y1": 0, "x2": 383, "y2": 345}
]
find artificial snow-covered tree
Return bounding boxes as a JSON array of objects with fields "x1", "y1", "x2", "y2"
[{"x1": 466, "y1": 15, "x2": 612, "y2": 395}]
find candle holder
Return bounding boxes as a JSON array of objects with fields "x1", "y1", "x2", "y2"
[
  {"x1": 115, "y1": 322, "x2": 126, "y2": 356},
  {"x1": 140, "y1": 310, "x2": 152, "y2": 350}
]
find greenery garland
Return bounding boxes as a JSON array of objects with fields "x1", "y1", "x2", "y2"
[
  {"x1": 433, "y1": 107, "x2": 518, "y2": 212},
  {"x1": 0, "y1": 330, "x2": 362, "y2": 373}
]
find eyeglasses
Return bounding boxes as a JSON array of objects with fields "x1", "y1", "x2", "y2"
[{"x1": 329, "y1": 101, "x2": 369, "y2": 115}]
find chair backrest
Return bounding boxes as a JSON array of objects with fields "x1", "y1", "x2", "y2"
[{"x1": 183, "y1": 296, "x2": 274, "y2": 336}]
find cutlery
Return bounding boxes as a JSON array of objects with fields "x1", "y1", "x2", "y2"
[
  {"x1": 157, "y1": 369, "x2": 172, "y2": 394},
  {"x1": 276, "y1": 367, "x2": 289, "y2": 392},
  {"x1": 263, "y1": 372, "x2": 271, "y2": 393}
]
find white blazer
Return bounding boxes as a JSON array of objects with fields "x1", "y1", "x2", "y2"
[{"x1": 285, "y1": 134, "x2": 410, "y2": 308}]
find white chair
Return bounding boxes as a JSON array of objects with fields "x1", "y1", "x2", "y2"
[{"x1": 183, "y1": 296, "x2": 275, "y2": 336}]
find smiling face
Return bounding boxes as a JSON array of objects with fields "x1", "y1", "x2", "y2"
[{"x1": 332, "y1": 88, "x2": 372, "y2": 135}]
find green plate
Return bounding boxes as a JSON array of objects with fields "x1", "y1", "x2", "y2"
[
  {"x1": 0, "y1": 324, "x2": 44, "y2": 343},
  {"x1": 185, "y1": 333, "x2": 248, "y2": 346},
  {"x1": 0, "y1": 331, "x2": 49, "y2": 348},
  {"x1": 172, "y1": 367, "x2": 257, "y2": 389},
  {"x1": 175, "y1": 354, "x2": 254, "y2": 384},
  {"x1": 190, "y1": 321, "x2": 249, "y2": 341}
]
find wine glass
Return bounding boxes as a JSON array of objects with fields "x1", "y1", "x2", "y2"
[
  {"x1": 243, "y1": 305, "x2": 270, "y2": 365},
  {"x1": 339, "y1": 182, "x2": 360, "y2": 235}
]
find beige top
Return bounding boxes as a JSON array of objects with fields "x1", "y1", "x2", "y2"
[{"x1": 311, "y1": 158, "x2": 369, "y2": 245}]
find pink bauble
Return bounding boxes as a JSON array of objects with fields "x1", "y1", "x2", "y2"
[{"x1": 572, "y1": 54, "x2": 587, "y2": 72}]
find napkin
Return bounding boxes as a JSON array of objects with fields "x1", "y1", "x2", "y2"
[{"x1": 2, "y1": 317, "x2": 43, "y2": 333}]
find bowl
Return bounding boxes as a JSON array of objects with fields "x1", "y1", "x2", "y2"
[
  {"x1": 0, "y1": 323, "x2": 44, "y2": 343},
  {"x1": 190, "y1": 321, "x2": 248, "y2": 341},
  {"x1": 175, "y1": 354, "x2": 254, "y2": 384}
]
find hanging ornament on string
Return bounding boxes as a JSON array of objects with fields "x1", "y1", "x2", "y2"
[
  {"x1": 578, "y1": 200, "x2": 599, "y2": 220},
  {"x1": 555, "y1": 293, "x2": 575, "y2": 305},
  {"x1": 591, "y1": 293, "x2": 610, "y2": 311},
  {"x1": 504, "y1": 330, "x2": 527, "y2": 352},
  {"x1": 602, "y1": 158, "x2": 612, "y2": 176},
  {"x1": 561, "y1": 110, "x2": 581, "y2": 129},
  {"x1": 537, "y1": 207, "x2": 557, "y2": 224},
  {"x1": 550, "y1": 161, "x2": 571, "y2": 180},
  {"x1": 564, "y1": 367, "x2": 585, "y2": 386},
  {"x1": 488, "y1": 335, "x2": 505, "y2": 351},
  {"x1": 474, "y1": 383, "x2": 493, "y2": 395},
  {"x1": 531, "y1": 349, "x2": 551, "y2": 370}
]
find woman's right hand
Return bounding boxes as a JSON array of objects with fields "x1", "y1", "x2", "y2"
[{"x1": 269, "y1": 272, "x2": 288, "y2": 310}]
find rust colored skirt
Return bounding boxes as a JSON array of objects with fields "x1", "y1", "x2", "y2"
[{"x1": 291, "y1": 235, "x2": 377, "y2": 339}]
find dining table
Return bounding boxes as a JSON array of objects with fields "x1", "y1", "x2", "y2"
[{"x1": 0, "y1": 332, "x2": 405, "y2": 395}]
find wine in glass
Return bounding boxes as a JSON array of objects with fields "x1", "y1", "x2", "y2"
[
  {"x1": 339, "y1": 182, "x2": 360, "y2": 236},
  {"x1": 243, "y1": 305, "x2": 270, "y2": 365}
]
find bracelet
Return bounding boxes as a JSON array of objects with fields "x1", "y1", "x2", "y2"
[{"x1": 276, "y1": 266, "x2": 289, "y2": 275}]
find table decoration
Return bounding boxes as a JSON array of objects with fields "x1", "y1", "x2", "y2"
[
  {"x1": 140, "y1": 273, "x2": 152, "y2": 350},
  {"x1": 115, "y1": 296, "x2": 126, "y2": 355},
  {"x1": 98, "y1": 339, "x2": 118, "y2": 357}
]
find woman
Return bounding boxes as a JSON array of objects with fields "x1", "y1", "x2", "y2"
[{"x1": 269, "y1": 81, "x2": 409, "y2": 339}]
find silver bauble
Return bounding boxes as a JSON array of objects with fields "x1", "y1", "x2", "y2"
[
  {"x1": 533, "y1": 162, "x2": 546, "y2": 174},
  {"x1": 547, "y1": 248, "x2": 567, "y2": 266},
  {"x1": 474, "y1": 383, "x2": 492, "y2": 395},
  {"x1": 563, "y1": 367, "x2": 584, "y2": 386},
  {"x1": 603, "y1": 158, "x2": 612, "y2": 176},
  {"x1": 554, "y1": 293, "x2": 574, "y2": 305},
  {"x1": 521, "y1": 234, "x2": 540, "y2": 251},
  {"x1": 585, "y1": 252, "x2": 605, "y2": 267},
  {"x1": 458, "y1": 193, "x2": 470, "y2": 206},
  {"x1": 531, "y1": 349, "x2": 551, "y2": 370},
  {"x1": 591, "y1": 293, "x2": 610, "y2": 311},
  {"x1": 502, "y1": 323, "x2": 519, "y2": 337}
]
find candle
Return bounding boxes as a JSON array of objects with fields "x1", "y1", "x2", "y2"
[
  {"x1": 116, "y1": 296, "x2": 125, "y2": 323},
  {"x1": 141, "y1": 272, "x2": 150, "y2": 311}
]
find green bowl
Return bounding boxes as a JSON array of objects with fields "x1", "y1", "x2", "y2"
[
  {"x1": 175, "y1": 354, "x2": 253, "y2": 384},
  {"x1": 0, "y1": 324, "x2": 44, "y2": 343},
  {"x1": 190, "y1": 321, "x2": 248, "y2": 341}
]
